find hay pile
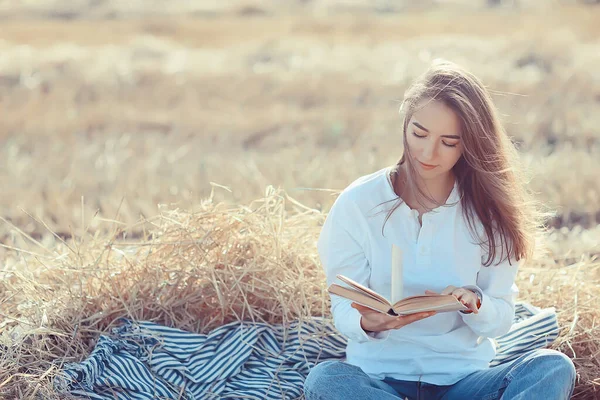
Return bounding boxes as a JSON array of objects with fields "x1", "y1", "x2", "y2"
[{"x1": 0, "y1": 188, "x2": 598, "y2": 399}]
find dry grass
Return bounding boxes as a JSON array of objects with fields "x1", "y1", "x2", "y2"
[
  {"x1": 1, "y1": 5, "x2": 600, "y2": 243},
  {"x1": 0, "y1": 0, "x2": 599, "y2": 398}
]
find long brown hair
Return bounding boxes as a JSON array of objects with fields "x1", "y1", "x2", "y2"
[{"x1": 384, "y1": 59, "x2": 543, "y2": 267}]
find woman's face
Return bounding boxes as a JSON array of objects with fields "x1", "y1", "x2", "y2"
[{"x1": 405, "y1": 99, "x2": 463, "y2": 180}]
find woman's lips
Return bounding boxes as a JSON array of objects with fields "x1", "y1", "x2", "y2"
[{"x1": 418, "y1": 161, "x2": 437, "y2": 170}]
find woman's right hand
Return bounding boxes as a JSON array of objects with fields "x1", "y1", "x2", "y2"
[{"x1": 351, "y1": 302, "x2": 437, "y2": 333}]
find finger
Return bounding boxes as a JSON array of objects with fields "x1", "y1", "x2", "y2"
[
  {"x1": 397, "y1": 312, "x2": 436, "y2": 327},
  {"x1": 461, "y1": 299, "x2": 477, "y2": 313},
  {"x1": 454, "y1": 292, "x2": 478, "y2": 313},
  {"x1": 351, "y1": 303, "x2": 379, "y2": 315},
  {"x1": 453, "y1": 290, "x2": 469, "y2": 303},
  {"x1": 440, "y1": 285, "x2": 457, "y2": 296},
  {"x1": 425, "y1": 290, "x2": 438, "y2": 295},
  {"x1": 351, "y1": 303, "x2": 366, "y2": 312},
  {"x1": 466, "y1": 298, "x2": 479, "y2": 313},
  {"x1": 459, "y1": 297, "x2": 474, "y2": 310},
  {"x1": 390, "y1": 311, "x2": 436, "y2": 328}
]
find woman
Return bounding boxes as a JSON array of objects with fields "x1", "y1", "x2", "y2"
[{"x1": 304, "y1": 60, "x2": 576, "y2": 400}]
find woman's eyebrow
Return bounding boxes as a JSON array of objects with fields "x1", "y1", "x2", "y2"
[
  {"x1": 412, "y1": 121, "x2": 461, "y2": 139},
  {"x1": 412, "y1": 121, "x2": 429, "y2": 132},
  {"x1": 441, "y1": 134, "x2": 461, "y2": 139}
]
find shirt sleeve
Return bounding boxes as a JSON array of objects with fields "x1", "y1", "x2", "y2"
[
  {"x1": 317, "y1": 194, "x2": 390, "y2": 344},
  {"x1": 459, "y1": 254, "x2": 520, "y2": 338}
]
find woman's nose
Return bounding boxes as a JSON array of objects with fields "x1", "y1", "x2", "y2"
[{"x1": 422, "y1": 142, "x2": 436, "y2": 160}]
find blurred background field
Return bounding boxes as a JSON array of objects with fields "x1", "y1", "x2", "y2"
[{"x1": 0, "y1": 0, "x2": 599, "y2": 398}]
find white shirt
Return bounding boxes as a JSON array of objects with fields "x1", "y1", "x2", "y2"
[{"x1": 318, "y1": 166, "x2": 519, "y2": 385}]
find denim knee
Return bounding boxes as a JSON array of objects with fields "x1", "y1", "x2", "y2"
[
  {"x1": 304, "y1": 361, "x2": 358, "y2": 394},
  {"x1": 543, "y1": 349, "x2": 576, "y2": 385},
  {"x1": 515, "y1": 349, "x2": 576, "y2": 391}
]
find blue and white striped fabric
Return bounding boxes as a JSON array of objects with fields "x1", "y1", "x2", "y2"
[
  {"x1": 490, "y1": 302, "x2": 560, "y2": 367},
  {"x1": 56, "y1": 302, "x2": 559, "y2": 400}
]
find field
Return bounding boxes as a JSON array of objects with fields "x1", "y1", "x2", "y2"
[{"x1": 0, "y1": 0, "x2": 599, "y2": 398}]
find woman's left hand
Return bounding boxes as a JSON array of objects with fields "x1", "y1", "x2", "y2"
[{"x1": 425, "y1": 286, "x2": 479, "y2": 314}]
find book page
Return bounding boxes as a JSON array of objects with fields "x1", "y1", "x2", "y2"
[
  {"x1": 393, "y1": 295, "x2": 467, "y2": 315},
  {"x1": 335, "y1": 275, "x2": 391, "y2": 306},
  {"x1": 391, "y1": 244, "x2": 404, "y2": 304},
  {"x1": 394, "y1": 302, "x2": 468, "y2": 315},
  {"x1": 393, "y1": 294, "x2": 444, "y2": 307},
  {"x1": 327, "y1": 284, "x2": 393, "y2": 315}
]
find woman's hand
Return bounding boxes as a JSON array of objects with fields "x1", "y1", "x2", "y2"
[
  {"x1": 351, "y1": 303, "x2": 437, "y2": 333},
  {"x1": 426, "y1": 286, "x2": 480, "y2": 314}
]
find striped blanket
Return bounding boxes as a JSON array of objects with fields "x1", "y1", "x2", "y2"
[{"x1": 56, "y1": 303, "x2": 559, "y2": 400}]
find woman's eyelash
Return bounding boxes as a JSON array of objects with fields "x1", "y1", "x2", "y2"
[{"x1": 412, "y1": 131, "x2": 457, "y2": 148}]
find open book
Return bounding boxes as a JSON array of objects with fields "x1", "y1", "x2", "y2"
[{"x1": 327, "y1": 274, "x2": 468, "y2": 316}]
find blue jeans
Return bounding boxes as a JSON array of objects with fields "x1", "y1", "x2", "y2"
[{"x1": 304, "y1": 349, "x2": 576, "y2": 400}]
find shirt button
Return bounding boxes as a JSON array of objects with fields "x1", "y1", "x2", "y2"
[{"x1": 421, "y1": 247, "x2": 428, "y2": 254}]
